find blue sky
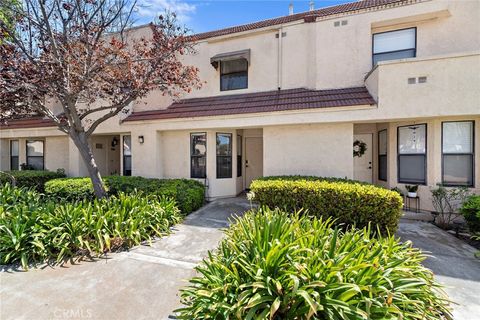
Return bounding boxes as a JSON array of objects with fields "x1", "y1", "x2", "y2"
[{"x1": 134, "y1": 0, "x2": 352, "y2": 33}]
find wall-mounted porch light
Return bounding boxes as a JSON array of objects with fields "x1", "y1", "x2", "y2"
[{"x1": 138, "y1": 135, "x2": 144, "y2": 144}]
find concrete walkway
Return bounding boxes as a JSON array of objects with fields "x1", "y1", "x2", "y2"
[
  {"x1": 1, "y1": 199, "x2": 479, "y2": 320},
  {"x1": 0, "y1": 197, "x2": 252, "y2": 320},
  {"x1": 396, "y1": 219, "x2": 480, "y2": 320}
]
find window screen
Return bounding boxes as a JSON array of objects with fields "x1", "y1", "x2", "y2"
[
  {"x1": 191, "y1": 133, "x2": 207, "y2": 178},
  {"x1": 26, "y1": 140, "x2": 44, "y2": 170},
  {"x1": 378, "y1": 130, "x2": 387, "y2": 181},
  {"x1": 217, "y1": 133, "x2": 232, "y2": 179},
  {"x1": 373, "y1": 28, "x2": 416, "y2": 65},
  {"x1": 220, "y1": 59, "x2": 248, "y2": 91},
  {"x1": 10, "y1": 140, "x2": 19, "y2": 170},
  {"x1": 442, "y1": 121, "x2": 474, "y2": 186},
  {"x1": 237, "y1": 135, "x2": 242, "y2": 177},
  {"x1": 397, "y1": 124, "x2": 426, "y2": 184},
  {"x1": 123, "y1": 135, "x2": 132, "y2": 176}
]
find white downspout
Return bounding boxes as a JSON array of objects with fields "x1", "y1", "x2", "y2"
[{"x1": 277, "y1": 27, "x2": 283, "y2": 90}]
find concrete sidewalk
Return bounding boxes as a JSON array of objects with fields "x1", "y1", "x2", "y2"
[
  {"x1": 0, "y1": 197, "x2": 252, "y2": 320},
  {"x1": 2, "y1": 200, "x2": 479, "y2": 320},
  {"x1": 396, "y1": 219, "x2": 480, "y2": 320}
]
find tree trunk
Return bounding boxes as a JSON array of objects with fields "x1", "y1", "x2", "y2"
[{"x1": 70, "y1": 131, "x2": 107, "y2": 199}]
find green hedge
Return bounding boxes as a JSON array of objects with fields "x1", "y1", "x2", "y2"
[
  {"x1": 0, "y1": 184, "x2": 181, "y2": 269},
  {"x1": 256, "y1": 175, "x2": 373, "y2": 185},
  {"x1": 0, "y1": 170, "x2": 66, "y2": 192},
  {"x1": 176, "y1": 209, "x2": 452, "y2": 319},
  {"x1": 44, "y1": 176, "x2": 205, "y2": 214},
  {"x1": 461, "y1": 195, "x2": 480, "y2": 234},
  {"x1": 249, "y1": 176, "x2": 403, "y2": 234}
]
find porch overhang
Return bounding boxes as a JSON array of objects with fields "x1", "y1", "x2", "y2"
[{"x1": 124, "y1": 86, "x2": 376, "y2": 122}]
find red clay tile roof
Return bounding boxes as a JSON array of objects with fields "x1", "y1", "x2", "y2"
[
  {"x1": 0, "y1": 117, "x2": 56, "y2": 130},
  {"x1": 190, "y1": 0, "x2": 413, "y2": 41},
  {"x1": 125, "y1": 86, "x2": 376, "y2": 122}
]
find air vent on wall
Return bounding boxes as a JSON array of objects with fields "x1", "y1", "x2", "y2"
[
  {"x1": 418, "y1": 76, "x2": 427, "y2": 83},
  {"x1": 334, "y1": 20, "x2": 348, "y2": 27},
  {"x1": 408, "y1": 77, "x2": 428, "y2": 85}
]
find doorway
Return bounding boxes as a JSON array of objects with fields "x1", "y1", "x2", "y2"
[
  {"x1": 353, "y1": 133, "x2": 373, "y2": 183},
  {"x1": 91, "y1": 135, "x2": 121, "y2": 176},
  {"x1": 245, "y1": 137, "x2": 263, "y2": 189}
]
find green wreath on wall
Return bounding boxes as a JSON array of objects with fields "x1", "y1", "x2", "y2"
[{"x1": 353, "y1": 140, "x2": 367, "y2": 157}]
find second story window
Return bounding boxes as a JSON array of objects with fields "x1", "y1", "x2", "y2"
[
  {"x1": 220, "y1": 59, "x2": 248, "y2": 91},
  {"x1": 373, "y1": 27, "x2": 416, "y2": 66}
]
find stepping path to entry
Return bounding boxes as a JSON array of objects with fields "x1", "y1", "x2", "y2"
[{"x1": 0, "y1": 197, "x2": 251, "y2": 320}]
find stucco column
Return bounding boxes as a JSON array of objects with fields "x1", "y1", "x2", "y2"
[
  {"x1": 130, "y1": 129, "x2": 163, "y2": 178},
  {"x1": 387, "y1": 122, "x2": 397, "y2": 188},
  {"x1": 0, "y1": 139, "x2": 9, "y2": 170},
  {"x1": 68, "y1": 137, "x2": 88, "y2": 177}
]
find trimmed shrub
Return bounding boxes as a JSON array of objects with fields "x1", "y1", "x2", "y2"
[
  {"x1": 256, "y1": 175, "x2": 373, "y2": 185},
  {"x1": 44, "y1": 177, "x2": 95, "y2": 200},
  {"x1": 45, "y1": 176, "x2": 205, "y2": 214},
  {"x1": 176, "y1": 208, "x2": 452, "y2": 319},
  {"x1": 0, "y1": 170, "x2": 66, "y2": 192},
  {"x1": 461, "y1": 195, "x2": 480, "y2": 234},
  {"x1": 249, "y1": 177, "x2": 403, "y2": 234},
  {"x1": 0, "y1": 183, "x2": 181, "y2": 269}
]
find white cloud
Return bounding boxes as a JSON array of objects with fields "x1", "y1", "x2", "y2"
[{"x1": 135, "y1": 0, "x2": 196, "y2": 24}]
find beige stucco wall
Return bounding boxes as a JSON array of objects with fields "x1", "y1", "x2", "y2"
[
  {"x1": 315, "y1": 0, "x2": 479, "y2": 89},
  {"x1": 130, "y1": 0, "x2": 480, "y2": 109},
  {"x1": 263, "y1": 123, "x2": 354, "y2": 178},
  {"x1": 0, "y1": 0, "x2": 478, "y2": 206},
  {"x1": 363, "y1": 116, "x2": 480, "y2": 212},
  {"x1": 143, "y1": 129, "x2": 243, "y2": 199},
  {"x1": 0, "y1": 0, "x2": 476, "y2": 137},
  {"x1": 366, "y1": 53, "x2": 480, "y2": 119},
  {"x1": 0, "y1": 139, "x2": 9, "y2": 170},
  {"x1": 0, "y1": 136, "x2": 68, "y2": 172},
  {"x1": 44, "y1": 136, "x2": 69, "y2": 172}
]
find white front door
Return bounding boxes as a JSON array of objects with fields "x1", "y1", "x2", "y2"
[
  {"x1": 245, "y1": 137, "x2": 263, "y2": 189},
  {"x1": 353, "y1": 134, "x2": 373, "y2": 183}
]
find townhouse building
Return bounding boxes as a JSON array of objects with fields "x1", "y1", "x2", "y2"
[{"x1": 1, "y1": 0, "x2": 479, "y2": 210}]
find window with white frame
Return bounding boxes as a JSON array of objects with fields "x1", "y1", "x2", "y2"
[
  {"x1": 373, "y1": 28, "x2": 416, "y2": 66},
  {"x1": 10, "y1": 140, "x2": 19, "y2": 170},
  {"x1": 191, "y1": 133, "x2": 207, "y2": 178},
  {"x1": 442, "y1": 121, "x2": 474, "y2": 186},
  {"x1": 216, "y1": 133, "x2": 232, "y2": 179},
  {"x1": 123, "y1": 135, "x2": 132, "y2": 176},
  {"x1": 378, "y1": 130, "x2": 387, "y2": 181},
  {"x1": 397, "y1": 124, "x2": 426, "y2": 184},
  {"x1": 26, "y1": 140, "x2": 44, "y2": 170},
  {"x1": 237, "y1": 135, "x2": 242, "y2": 177}
]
